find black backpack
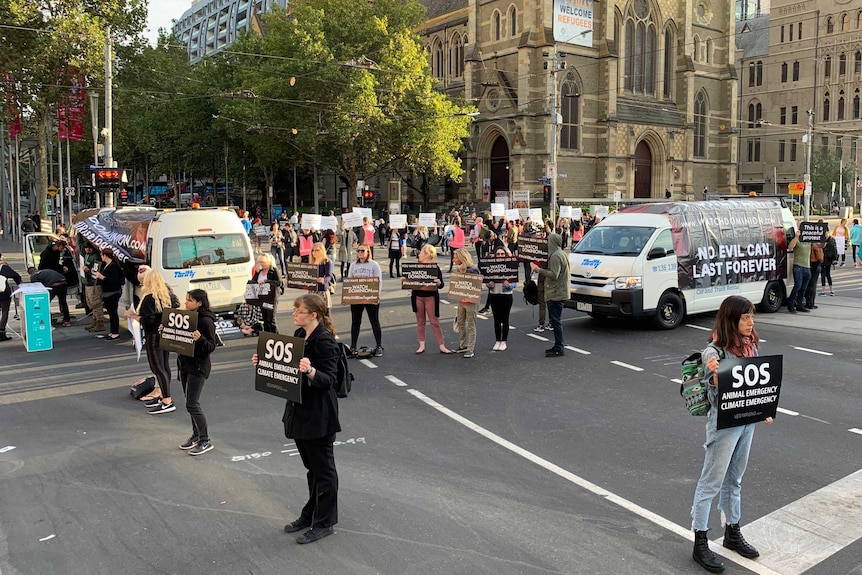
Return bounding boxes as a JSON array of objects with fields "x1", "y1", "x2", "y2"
[
  {"x1": 523, "y1": 278, "x2": 539, "y2": 305},
  {"x1": 335, "y1": 343, "x2": 353, "y2": 398}
]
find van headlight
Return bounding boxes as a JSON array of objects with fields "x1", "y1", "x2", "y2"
[{"x1": 614, "y1": 276, "x2": 642, "y2": 289}]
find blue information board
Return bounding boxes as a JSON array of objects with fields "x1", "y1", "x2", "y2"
[{"x1": 18, "y1": 285, "x2": 53, "y2": 352}]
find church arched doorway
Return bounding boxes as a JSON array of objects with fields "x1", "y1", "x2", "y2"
[
  {"x1": 489, "y1": 136, "x2": 510, "y2": 202},
  {"x1": 634, "y1": 140, "x2": 652, "y2": 198}
]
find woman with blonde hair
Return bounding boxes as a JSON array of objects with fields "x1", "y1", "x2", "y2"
[
  {"x1": 125, "y1": 269, "x2": 180, "y2": 413},
  {"x1": 452, "y1": 248, "x2": 480, "y2": 358},
  {"x1": 255, "y1": 252, "x2": 282, "y2": 333},
  {"x1": 309, "y1": 242, "x2": 335, "y2": 308},
  {"x1": 406, "y1": 245, "x2": 452, "y2": 354}
]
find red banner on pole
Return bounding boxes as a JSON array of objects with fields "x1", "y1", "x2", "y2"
[
  {"x1": 3, "y1": 73, "x2": 22, "y2": 139},
  {"x1": 57, "y1": 69, "x2": 85, "y2": 141}
]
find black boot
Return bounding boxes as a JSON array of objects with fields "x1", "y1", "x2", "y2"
[
  {"x1": 723, "y1": 523, "x2": 759, "y2": 558},
  {"x1": 693, "y1": 530, "x2": 725, "y2": 573}
]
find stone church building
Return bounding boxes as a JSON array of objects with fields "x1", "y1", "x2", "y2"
[{"x1": 418, "y1": 0, "x2": 740, "y2": 204}]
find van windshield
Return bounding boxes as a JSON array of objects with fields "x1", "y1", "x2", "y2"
[
  {"x1": 573, "y1": 226, "x2": 656, "y2": 256},
  {"x1": 162, "y1": 234, "x2": 250, "y2": 269}
]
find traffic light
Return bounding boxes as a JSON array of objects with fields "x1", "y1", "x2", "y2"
[
  {"x1": 94, "y1": 168, "x2": 122, "y2": 191},
  {"x1": 543, "y1": 185, "x2": 552, "y2": 203},
  {"x1": 362, "y1": 189, "x2": 375, "y2": 205}
]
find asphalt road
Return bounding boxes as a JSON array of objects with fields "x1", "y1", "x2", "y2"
[{"x1": 1, "y1": 249, "x2": 861, "y2": 575}]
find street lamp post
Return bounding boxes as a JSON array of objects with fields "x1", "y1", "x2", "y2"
[{"x1": 804, "y1": 109, "x2": 813, "y2": 221}]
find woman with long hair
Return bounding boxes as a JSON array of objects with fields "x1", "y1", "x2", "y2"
[
  {"x1": 125, "y1": 269, "x2": 179, "y2": 413},
  {"x1": 407, "y1": 245, "x2": 452, "y2": 354},
  {"x1": 337, "y1": 221, "x2": 357, "y2": 280},
  {"x1": 388, "y1": 226, "x2": 406, "y2": 278},
  {"x1": 447, "y1": 216, "x2": 465, "y2": 272},
  {"x1": 690, "y1": 295, "x2": 773, "y2": 573},
  {"x1": 254, "y1": 253, "x2": 282, "y2": 333},
  {"x1": 270, "y1": 221, "x2": 285, "y2": 274},
  {"x1": 487, "y1": 246, "x2": 517, "y2": 351},
  {"x1": 93, "y1": 248, "x2": 124, "y2": 341},
  {"x1": 452, "y1": 248, "x2": 480, "y2": 358},
  {"x1": 252, "y1": 293, "x2": 341, "y2": 544},
  {"x1": 347, "y1": 244, "x2": 383, "y2": 356},
  {"x1": 309, "y1": 242, "x2": 335, "y2": 308}
]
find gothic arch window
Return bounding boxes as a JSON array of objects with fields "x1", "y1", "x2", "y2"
[
  {"x1": 449, "y1": 34, "x2": 464, "y2": 78},
  {"x1": 756, "y1": 60, "x2": 763, "y2": 85},
  {"x1": 825, "y1": 55, "x2": 832, "y2": 78},
  {"x1": 694, "y1": 90, "x2": 708, "y2": 158},
  {"x1": 781, "y1": 62, "x2": 788, "y2": 82},
  {"x1": 854, "y1": 89, "x2": 860, "y2": 118},
  {"x1": 432, "y1": 39, "x2": 444, "y2": 79},
  {"x1": 823, "y1": 92, "x2": 831, "y2": 121},
  {"x1": 509, "y1": 5, "x2": 517, "y2": 37},
  {"x1": 826, "y1": 17, "x2": 834, "y2": 33},
  {"x1": 841, "y1": 13, "x2": 850, "y2": 31},
  {"x1": 838, "y1": 91, "x2": 846, "y2": 120},
  {"x1": 624, "y1": 1, "x2": 657, "y2": 95},
  {"x1": 856, "y1": 51, "x2": 862, "y2": 74},
  {"x1": 663, "y1": 24, "x2": 675, "y2": 98},
  {"x1": 840, "y1": 53, "x2": 847, "y2": 75},
  {"x1": 693, "y1": 35, "x2": 700, "y2": 61},
  {"x1": 858, "y1": 11, "x2": 862, "y2": 29},
  {"x1": 560, "y1": 73, "x2": 580, "y2": 150},
  {"x1": 747, "y1": 100, "x2": 762, "y2": 127},
  {"x1": 493, "y1": 10, "x2": 501, "y2": 41},
  {"x1": 705, "y1": 37, "x2": 713, "y2": 64}
]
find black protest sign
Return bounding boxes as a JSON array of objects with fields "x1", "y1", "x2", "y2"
[
  {"x1": 341, "y1": 277, "x2": 380, "y2": 305},
  {"x1": 798, "y1": 222, "x2": 829, "y2": 243},
  {"x1": 254, "y1": 332, "x2": 305, "y2": 403},
  {"x1": 244, "y1": 281, "x2": 277, "y2": 309},
  {"x1": 716, "y1": 355, "x2": 783, "y2": 430},
  {"x1": 159, "y1": 309, "x2": 198, "y2": 356},
  {"x1": 478, "y1": 257, "x2": 519, "y2": 283},
  {"x1": 517, "y1": 236, "x2": 549, "y2": 265},
  {"x1": 286, "y1": 262, "x2": 318, "y2": 290},
  {"x1": 448, "y1": 272, "x2": 483, "y2": 303},
  {"x1": 401, "y1": 263, "x2": 439, "y2": 290}
]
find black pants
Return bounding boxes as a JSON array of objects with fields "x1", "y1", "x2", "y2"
[
  {"x1": 489, "y1": 293, "x2": 513, "y2": 341},
  {"x1": 389, "y1": 252, "x2": 402, "y2": 277},
  {"x1": 805, "y1": 261, "x2": 821, "y2": 307},
  {"x1": 145, "y1": 333, "x2": 172, "y2": 398},
  {"x1": 0, "y1": 298, "x2": 10, "y2": 335},
  {"x1": 51, "y1": 283, "x2": 70, "y2": 322},
  {"x1": 103, "y1": 292, "x2": 121, "y2": 333},
  {"x1": 350, "y1": 304, "x2": 381, "y2": 349},
  {"x1": 340, "y1": 261, "x2": 349, "y2": 280},
  {"x1": 181, "y1": 370, "x2": 209, "y2": 442},
  {"x1": 262, "y1": 301, "x2": 278, "y2": 334},
  {"x1": 295, "y1": 434, "x2": 338, "y2": 528}
]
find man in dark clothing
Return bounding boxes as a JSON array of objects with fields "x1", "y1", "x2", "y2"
[
  {"x1": 28, "y1": 266, "x2": 71, "y2": 326},
  {"x1": 38, "y1": 242, "x2": 69, "y2": 274},
  {"x1": 0, "y1": 253, "x2": 23, "y2": 341},
  {"x1": 530, "y1": 232, "x2": 571, "y2": 357},
  {"x1": 21, "y1": 216, "x2": 38, "y2": 233}
]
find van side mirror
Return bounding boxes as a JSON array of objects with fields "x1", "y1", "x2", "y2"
[{"x1": 647, "y1": 247, "x2": 667, "y2": 260}]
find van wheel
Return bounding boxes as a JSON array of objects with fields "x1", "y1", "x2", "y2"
[
  {"x1": 758, "y1": 281, "x2": 784, "y2": 313},
  {"x1": 653, "y1": 292, "x2": 683, "y2": 330}
]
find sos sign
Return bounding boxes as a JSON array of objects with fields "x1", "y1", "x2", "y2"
[
  {"x1": 254, "y1": 332, "x2": 305, "y2": 403},
  {"x1": 159, "y1": 309, "x2": 198, "y2": 356},
  {"x1": 716, "y1": 355, "x2": 783, "y2": 429}
]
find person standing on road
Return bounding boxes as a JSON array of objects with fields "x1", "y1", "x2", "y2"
[
  {"x1": 821, "y1": 231, "x2": 837, "y2": 296},
  {"x1": 831, "y1": 218, "x2": 849, "y2": 266},
  {"x1": 487, "y1": 246, "x2": 517, "y2": 351},
  {"x1": 408, "y1": 245, "x2": 452, "y2": 355},
  {"x1": 690, "y1": 295, "x2": 773, "y2": 573},
  {"x1": 80, "y1": 243, "x2": 105, "y2": 332},
  {"x1": 447, "y1": 216, "x2": 465, "y2": 272},
  {"x1": 849, "y1": 219, "x2": 862, "y2": 267},
  {"x1": 347, "y1": 245, "x2": 383, "y2": 357},
  {"x1": 388, "y1": 226, "x2": 406, "y2": 278},
  {"x1": 255, "y1": 253, "x2": 282, "y2": 333},
  {"x1": 28, "y1": 265, "x2": 72, "y2": 327},
  {"x1": 452, "y1": 248, "x2": 480, "y2": 358},
  {"x1": 309, "y1": 243, "x2": 334, "y2": 309},
  {"x1": 0, "y1": 252, "x2": 22, "y2": 342},
  {"x1": 337, "y1": 221, "x2": 357, "y2": 281},
  {"x1": 270, "y1": 221, "x2": 285, "y2": 275},
  {"x1": 530, "y1": 232, "x2": 570, "y2": 357},
  {"x1": 93, "y1": 248, "x2": 125, "y2": 340},
  {"x1": 252, "y1": 293, "x2": 341, "y2": 544},
  {"x1": 804, "y1": 233, "x2": 824, "y2": 310},
  {"x1": 786, "y1": 229, "x2": 811, "y2": 313}
]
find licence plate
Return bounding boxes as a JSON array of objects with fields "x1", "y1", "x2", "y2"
[
  {"x1": 199, "y1": 279, "x2": 228, "y2": 291},
  {"x1": 576, "y1": 302, "x2": 592, "y2": 312}
]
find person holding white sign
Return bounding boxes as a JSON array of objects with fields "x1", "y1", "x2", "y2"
[{"x1": 690, "y1": 296, "x2": 773, "y2": 573}]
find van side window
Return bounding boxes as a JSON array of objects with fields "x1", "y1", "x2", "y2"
[{"x1": 652, "y1": 229, "x2": 675, "y2": 255}]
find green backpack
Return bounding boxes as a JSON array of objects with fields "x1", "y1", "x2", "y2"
[{"x1": 680, "y1": 344, "x2": 723, "y2": 416}]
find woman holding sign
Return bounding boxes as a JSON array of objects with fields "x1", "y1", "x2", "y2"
[
  {"x1": 251, "y1": 293, "x2": 341, "y2": 544},
  {"x1": 690, "y1": 295, "x2": 773, "y2": 573},
  {"x1": 409, "y1": 245, "x2": 452, "y2": 354},
  {"x1": 255, "y1": 253, "x2": 282, "y2": 333},
  {"x1": 452, "y1": 248, "x2": 480, "y2": 358},
  {"x1": 309, "y1": 243, "x2": 335, "y2": 308},
  {"x1": 347, "y1": 245, "x2": 383, "y2": 357},
  {"x1": 486, "y1": 247, "x2": 517, "y2": 351}
]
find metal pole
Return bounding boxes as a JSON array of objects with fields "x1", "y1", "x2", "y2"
[
  {"x1": 0, "y1": 122, "x2": 7, "y2": 240},
  {"x1": 57, "y1": 128, "x2": 64, "y2": 225},
  {"x1": 839, "y1": 159, "x2": 843, "y2": 209},
  {"x1": 242, "y1": 155, "x2": 247, "y2": 214},
  {"x1": 15, "y1": 137, "x2": 21, "y2": 237},
  {"x1": 803, "y1": 109, "x2": 813, "y2": 221},
  {"x1": 293, "y1": 164, "x2": 297, "y2": 214},
  {"x1": 773, "y1": 166, "x2": 777, "y2": 195},
  {"x1": 549, "y1": 49, "x2": 559, "y2": 224},
  {"x1": 104, "y1": 26, "x2": 115, "y2": 207},
  {"x1": 66, "y1": 137, "x2": 72, "y2": 223},
  {"x1": 313, "y1": 163, "x2": 319, "y2": 214}
]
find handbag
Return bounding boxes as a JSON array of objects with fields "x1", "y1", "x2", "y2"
[
  {"x1": 129, "y1": 375, "x2": 156, "y2": 400},
  {"x1": 452, "y1": 316, "x2": 461, "y2": 334}
]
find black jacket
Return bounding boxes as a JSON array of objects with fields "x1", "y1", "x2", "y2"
[
  {"x1": 410, "y1": 264, "x2": 444, "y2": 317},
  {"x1": 177, "y1": 310, "x2": 218, "y2": 378},
  {"x1": 138, "y1": 291, "x2": 180, "y2": 336},
  {"x1": 0, "y1": 263, "x2": 22, "y2": 301},
  {"x1": 99, "y1": 260, "x2": 125, "y2": 294},
  {"x1": 282, "y1": 323, "x2": 342, "y2": 440}
]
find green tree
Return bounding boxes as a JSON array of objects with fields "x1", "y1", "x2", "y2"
[{"x1": 812, "y1": 150, "x2": 855, "y2": 204}]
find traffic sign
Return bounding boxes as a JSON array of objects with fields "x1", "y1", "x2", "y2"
[
  {"x1": 788, "y1": 182, "x2": 804, "y2": 195},
  {"x1": 47, "y1": 185, "x2": 58, "y2": 197},
  {"x1": 537, "y1": 177, "x2": 551, "y2": 184},
  {"x1": 65, "y1": 187, "x2": 75, "y2": 197}
]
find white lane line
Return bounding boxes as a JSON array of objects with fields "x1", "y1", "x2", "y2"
[
  {"x1": 509, "y1": 325, "x2": 516, "y2": 329},
  {"x1": 800, "y1": 414, "x2": 832, "y2": 425},
  {"x1": 439, "y1": 299, "x2": 450, "y2": 305},
  {"x1": 0, "y1": 446, "x2": 16, "y2": 453},
  {"x1": 790, "y1": 346, "x2": 834, "y2": 356},
  {"x1": 777, "y1": 407, "x2": 799, "y2": 416},
  {"x1": 477, "y1": 314, "x2": 489, "y2": 320},
  {"x1": 671, "y1": 378, "x2": 683, "y2": 384},
  {"x1": 849, "y1": 428, "x2": 862, "y2": 436},
  {"x1": 359, "y1": 359, "x2": 377, "y2": 369},
  {"x1": 38, "y1": 534, "x2": 56, "y2": 542},
  {"x1": 737, "y1": 469, "x2": 862, "y2": 575},
  {"x1": 385, "y1": 375, "x2": 408, "y2": 387},
  {"x1": 685, "y1": 324, "x2": 712, "y2": 331},
  {"x1": 610, "y1": 360, "x2": 644, "y2": 372},
  {"x1": 527, "y1": 333, "x2": 549, "y2": 342},
  {"x1": 564, "y1": 345, "x2": 591, "y2": 355},
  {"x1": 405, "y1": 388, "x2": 782, "y2": 575}
]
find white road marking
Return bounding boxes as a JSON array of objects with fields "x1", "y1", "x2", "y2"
[
  {"x1": 405, "y1": 388, "x2": 783, "y2": 575},
  {"x1": 735, "y1": 469, "x2": 862, "y2": 575},
  {"x1": 439, "y1": 299, "x2": 450, "y2": 305},
  {"x1": 685, "y1": 324, "x2": 712, "y2": 331},
  {"x1": 0, "y1": 446, "x2": 16, "y2": 453},
  {"x1": 527, "y1": 333, "x2": 549, "y2": 342},
  {"x1": 849, "y1": 428, "x2": 862, "y2": 436},
  {"x1": 777, "y1": 407, "x2": 799, "y2": 416},
  {"x1": 359, "y1": 359, "x2": 377, "y2": 369},
  {"x1": 477, "y1": 314, "x2": 488, "y2": 320},
  {"x1": 800, "y1": 414, "x2": 832, "y2": 425},
  {"x1": 564, "y1": 345, "x2": 591, "y2": 355},
  {"x1": 39, "y1": 534, "x2": 56, "y2": 542},
  {"x1": 509, "y1": 325, "x2": 516, "y2": 329},
  {"x1": 790, "y1": 346, "x2": 834, "y2": 356},
  {"x1": 610, "y1": 360, "x2": 644, "y2": 372},
  {"x1": 385, "y1": 375, "x2": 408, "y2": 387},
  {"x1": 671, "y1": 378, "x2": 683, "y2": 384}
]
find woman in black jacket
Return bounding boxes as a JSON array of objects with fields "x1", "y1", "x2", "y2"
[
  {"x1": 252, "y1": 293, "x2": 341, "y2": 544},
  {"x1": 176, "y1": 289, "x2": 218, "y2": 454},
  {"x1": 254, "y1": 253, "x2": 282, "y2": 333},
  {"x1": 93, "y1": 248, "x2": 124, "y2": 340},
  {"x1": 406, "y1": 245, "x2": 452, "y2": 354}
]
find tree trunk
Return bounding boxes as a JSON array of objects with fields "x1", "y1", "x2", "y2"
[{"x1": 264, "y1": 165, "x2": 274, "y2": 220}]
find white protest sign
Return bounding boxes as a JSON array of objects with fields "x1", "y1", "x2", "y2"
[
  {"x1": 596, "y1": 205, "x2": 609, "y2": 219},
  {"x1": 389, "y1": 214, "x2": 408, "y2": 229},
  {"x1": 418, "y1": 212, "x2": 437, "y2": 227},
  {"x1": 529, "y1": 208, "x2": 543, "y2": 221},
  {"x1": 320, "y1": 215, "x2": 337, "y2": 231},
  {"x1": 505, "y1": 209, "x2": 520, "y2": 221},
  {"x1": 341, "y1": 211, "x2": 363, "y2": 228},
  {"x1": 490, "y1": 203, "x2": 505, "y2": 217},
  {"x1": 573, "y1": 207, "x2": 582, "y2": 220},
  {"x1": 559, "y1": 205, "x2": 572, "y2": 218},
  {"x1": 358, "y1": 207, "x2": 373, "y2": 220},
  {"x1": 301, "y1": 213, "x2": 322, "y2": 231}
]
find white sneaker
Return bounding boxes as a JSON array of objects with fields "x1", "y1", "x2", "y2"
[
  {"x1": 499, "y1": 342, "x2": 507, "y2": 351},
  {"x1": 533, "y1": 324, "x2": 545, "y2": 332},
  {"x1": 492, "y1": 341, "x2": 501, "y2": 351}
]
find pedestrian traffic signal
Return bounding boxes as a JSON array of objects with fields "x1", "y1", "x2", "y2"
[
  {"x1": 543, "y1": 185, "x2": 552, "y2": 203},
  {"x1": 94, "y1": 168, "x2": 122, "y2": 191},
  {"x1": 362, "y1": 190, "x2": 375, "y2": 203}
]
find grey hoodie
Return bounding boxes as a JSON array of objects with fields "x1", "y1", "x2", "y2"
[{"x1": 535, "y1": 233, "x2": 570, "y2": 301}]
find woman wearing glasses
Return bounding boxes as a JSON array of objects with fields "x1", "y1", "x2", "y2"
[
  {"x1": 309, "y1": 242, "x2": 334, "y2": 308},
  {"x1": 486, "y1": 247, "x2": 517, "y2": 351},
  {"x1": 347, "y1": 245, "x2": 383, "y2": 357},
  {"x1": 251, "y1": 293, "x2": 341, "y2": 544}
]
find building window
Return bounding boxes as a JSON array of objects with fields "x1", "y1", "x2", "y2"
[
  {"x1": 705, "y1": 38, "x2": 713, "y2": 64},
  {"x1": 694, "y1": 90, "x2": 707, "y2": 158},
  {"x1": 449, "y1": 34, "x2": 465, "y2": 78},
  {"x1": 821, "y1": 136, "x2": 829, "y2": 154},
  {"x1": 790, "y1": 139, "x2": 798, "y2": 162},
  {"x1": 799, "y1": 21, "x2": 803, "y2": 39},
  {"x1": 792, "y1": 106, "x2": 798, "y2": 124},
  {"x1": 756, "y1": 61, "x2": 763, "y2": 85},
  {"x1": 693, "y1": 35, "x2": 699, "y2": 61},
  {"x1": 663, "y1": 28, "x2": 674, "y2": 99},
  {"x1": 779, "y1": 140, "x2": 786, "y2": 162},
  {"x1": 840, "y1": 53, "x2": 847, "y2": 75},
  {"x1": 852, "y1": 137, "x2": 858, "y2": 163},
  {"x1": 827, "y1": 17, "x2": 834, "y2": 33},
  {"x1": 793, "y1": 61, "x2": 800, "y2": 81},
  {"x1": 789, "y1": 23, "x2": 794, "y2": 41},
  {"x1": 432, "y1": 39, "x2": 444, "y2": 79},
  {"x1": 825, "y1": 55, "x2": 832, "y2": 78},
  {"x1": 837, "y1": 136, "x2": 843, "y2": 160},
  {"x1": 780, "y1": 25, "x2": 785, "y2": 43},
  {"x1": 623, "y1": 4, "x2": 657, "y2": 95},
  {"x1": 842, "y1": 13, "x2": 850, "y2": 31},
  {"x1": 855, "y1": 90, "x2": 861, "y2": 118},
  {"x1": 749, "y1": 63, "x2": 756, "y2": 87},
  {"x1": 858, "y1": 11, "x2": 862, "y2": 29},
  {"x1": 855, "y1": 51, "x2": 861, "y2": 74},
  {"x1": 493, "y1": 11, "x2": 501, "y2": 41},
  {"x1": 560, "y1": 73, "x2": 580, "y2": 150},
  {"x1": 509, "y1": 6, "x2": 517, "y2": 37},
  {"x1": 747, "y1": 138, "x2": 761, "y2": 162},
  {"x1": 781, "y1": 62, "x2": 788, "y2": 82},
  {"x1": 824, "y1": 93, "x2": 831, "y2": 121},
  {"x1": 780, "y1": 107, "x2": 787, "y2": 124},
  {"x1": 838, "y1": 92, "x2": 845, "y2": 120}
]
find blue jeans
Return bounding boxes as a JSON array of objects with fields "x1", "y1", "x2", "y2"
[
  {"x1": 788, "y1": 264, "x2": 811, "y2": 307},
  {"x1": 691, "y1": 410, "x2": 756, "y2": 530},
  {"x1": 547, "y1": 300, "x2": 564, "y2": 351}
]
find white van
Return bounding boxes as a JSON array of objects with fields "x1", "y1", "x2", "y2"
[{"x1": 565, "y1": 199, "x2": 796, "y2": 329}]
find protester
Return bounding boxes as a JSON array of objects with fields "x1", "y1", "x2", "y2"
[
  {"x1": 831, "y1": 218, "x2": 849, "y2": 266},
  {"x1": 0, "y1": 252, "x2": 22, "y2": 342},
  {"x1": 298, "y1": 228, "x2": 316, "y2": 263},
  {"x1": 447, "y1": 216, "x2": 465, "y2": 272},
  {"x1": 407, "y1": 245, "x2": 452, "y2": 355},
  {"x1": 28, "y1": 265, "x2": 71, "y2": 327},
  {"x1": 388, "y1": 226, "x2": 406, "y2": 278},
  {"x1": 530, "y1": 232, "x2": 571, "y2": 356},
  {"x1": 80, "y1": 243, "x2": 105, "y2": 332},
  {"x1": 282, "y1": 221, "x2": 298, "y2": 264},
  {"x1": 849, "y1": 219, "x2": 862, "y2": 267},
  {"x1": 125, "y1": 269, "x2": 179, "y2": 414},
  {"x1": 254, "y1": 253, "x2": 282, "y2": 333},
  {"x1": 805, "y1": 233, "x2": 824, "y2": 310},
  {"x1": 347, "y1": 244, "x2": 383, "y2": 357},
  {"x1": 309, "y1": 242, "x2": 334, "y2": 308},
  {"x1": 786, "y1": 228, "x2": 811, "y2": 313},
  {"x1": 362, "y1": 217, "x2": 376, "y2": 260},
  {"x1": 337, "y1": 221, "x2": 357, "y2": 280},
  {"x1": 690, "y1": 295, "x2": 773, "y2": 573},
  {"x1": 821, "y1": 230, "x2": 837, "y2": 296},
  {"x1": 452, "y1": 248, "x2": 480, "y2": 358},
  {"x1": 270, "y1": 221, "x2": 285, "y2": 275},
  {"x1": 252, "y1": 293, "x2": 341, "y2": 544},
  {"x1": 174, "y1": 289, "x2": 218, "y2": 454},
  {"x1": 93, "y1": 248, "x2": 124, "y2": 340},
  {"x1": 487, "y1": 246, "x2": 517, "y2": 351}
]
